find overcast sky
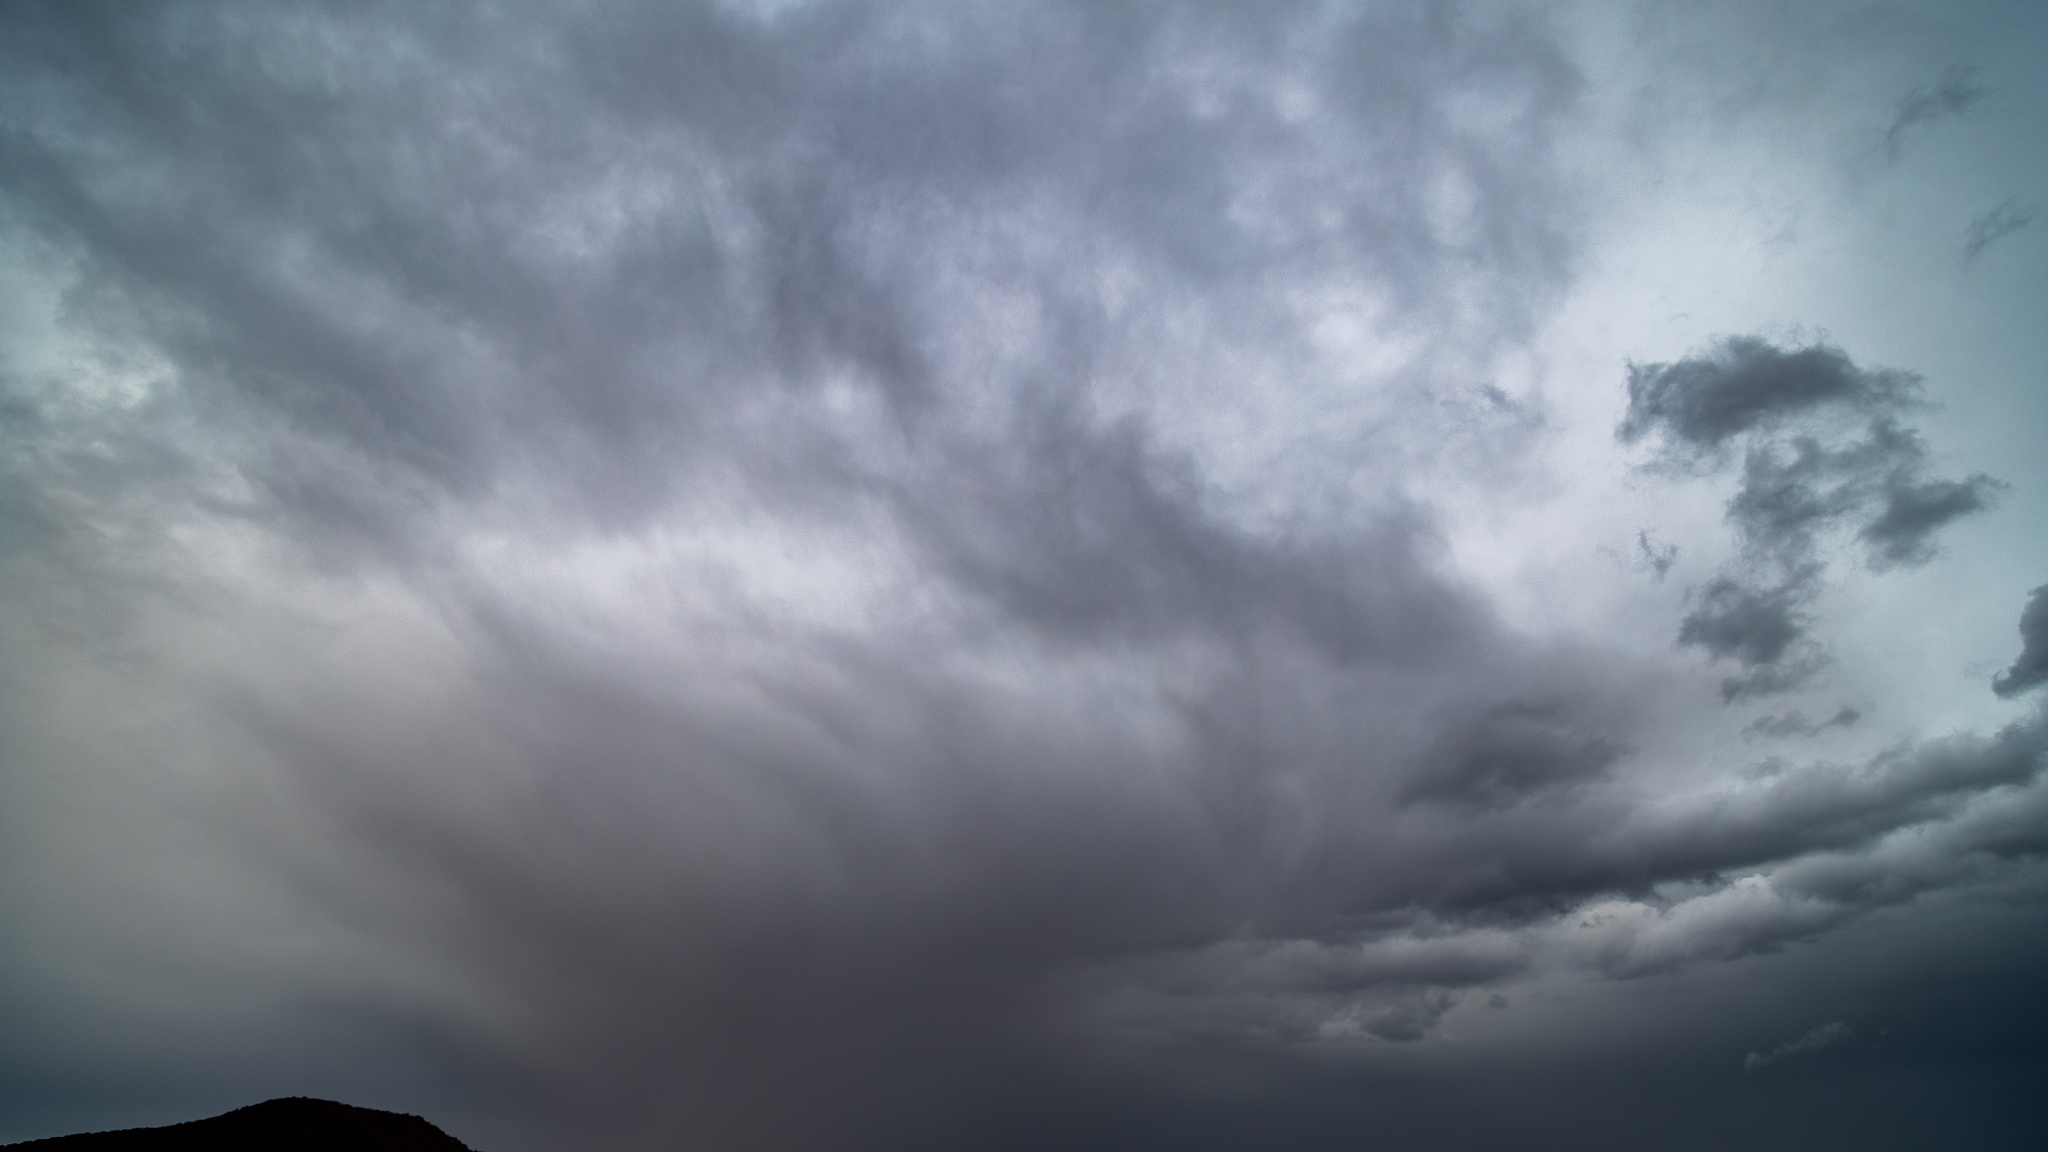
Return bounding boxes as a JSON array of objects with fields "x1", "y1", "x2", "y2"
[{"x1": 2, "y1": 2, "x2": 2045, "y2": 1150}]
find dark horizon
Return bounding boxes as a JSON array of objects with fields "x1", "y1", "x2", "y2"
[{"x1": 3, "y1": 2, "x2": 2045, "y2": 1150}]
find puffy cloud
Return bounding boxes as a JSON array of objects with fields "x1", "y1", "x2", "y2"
[{"x1": 1993, "y1": 584, "x2": 2048, "y2": 698}]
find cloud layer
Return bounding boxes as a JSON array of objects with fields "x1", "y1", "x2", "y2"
[{"x1": 2, "y1": 3, "x2": 2045, "y2": 1151}]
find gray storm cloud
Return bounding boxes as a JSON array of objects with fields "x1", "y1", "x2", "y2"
[
  {"x1": 1621, "y1": 336, "x2": 2003, "y2": 700},
  {"x1": 3, "y1": 3, "x2": 2046, "y2": 1152},
  {"x1": 1994, "y1": 584, "x2": 2048, "y2": 698}
]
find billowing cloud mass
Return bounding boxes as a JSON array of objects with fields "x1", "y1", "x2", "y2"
[{"x1": 2, "y1": 3, "x2": 2046, "y2": 1152}]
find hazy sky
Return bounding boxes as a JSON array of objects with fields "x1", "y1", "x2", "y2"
[{"x1": 2, "y1": 3, "x2": 2045, "y2": 1150}]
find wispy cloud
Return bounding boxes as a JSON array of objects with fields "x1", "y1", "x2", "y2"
[
  {"x1": 1745, "y1": 1021, "x2": 1852, "y2": 1071},
  {"x1": 1964, "y1": 199, "x2": 2037, "y2": 263},
  {"x1": 1885, "y1": 65, "x2": 1987, "y2": 160}
]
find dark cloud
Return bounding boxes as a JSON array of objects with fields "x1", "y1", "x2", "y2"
[
  {"x1": 0, "y1": 4, "x2": 2043, "y2": 1152},
  {"x1": 1400, "y1": 698, "x2": 1627, "y2": 808},
  {"x1": 1963, "y1": 199, "x2": 2037, "y2": 263},
  {"x1": 1675, "y1": 575, "x2": 1828, "y2": 701},
  {"x1": 1617, "y1": 337, "x2": 1916, "y2": 453},
  {"x1": 1480, "y1": 703, "x2": 2044, "y2": 923},
  {"x1": 0, "y1": 1, "x2": 1645, "y2": 1143},
  {"x1": 1624, "y1": 338, "x2": 2001, "y2": 697},
  {"x1": 1884, "y1": 64, "x2": 1987, "y2": 160},
  {"x1": 1858, "y1": 469, "x2": 2007, "y2": 569},
  {"x1": 898, "y1": 402, "x2": 1486, "y2": 662},
  {"x1": 1725, "y1": 420, "x2": 2005, "y2": 572},
  {"x1": 1679, "y1": 576, "x2": 1810, "y2": 668},
  {"x1": 1993, "y1": 584, "x2": 2048, "y2": 698}
]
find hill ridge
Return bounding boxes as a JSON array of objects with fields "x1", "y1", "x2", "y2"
[{"x1": 2, "y1": 1097, "x2": 475, "y2": 1151}]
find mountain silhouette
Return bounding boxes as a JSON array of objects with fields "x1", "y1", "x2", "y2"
[{"x1": 2, "y1": 1098, "x2": 475, "y2": 1151}]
